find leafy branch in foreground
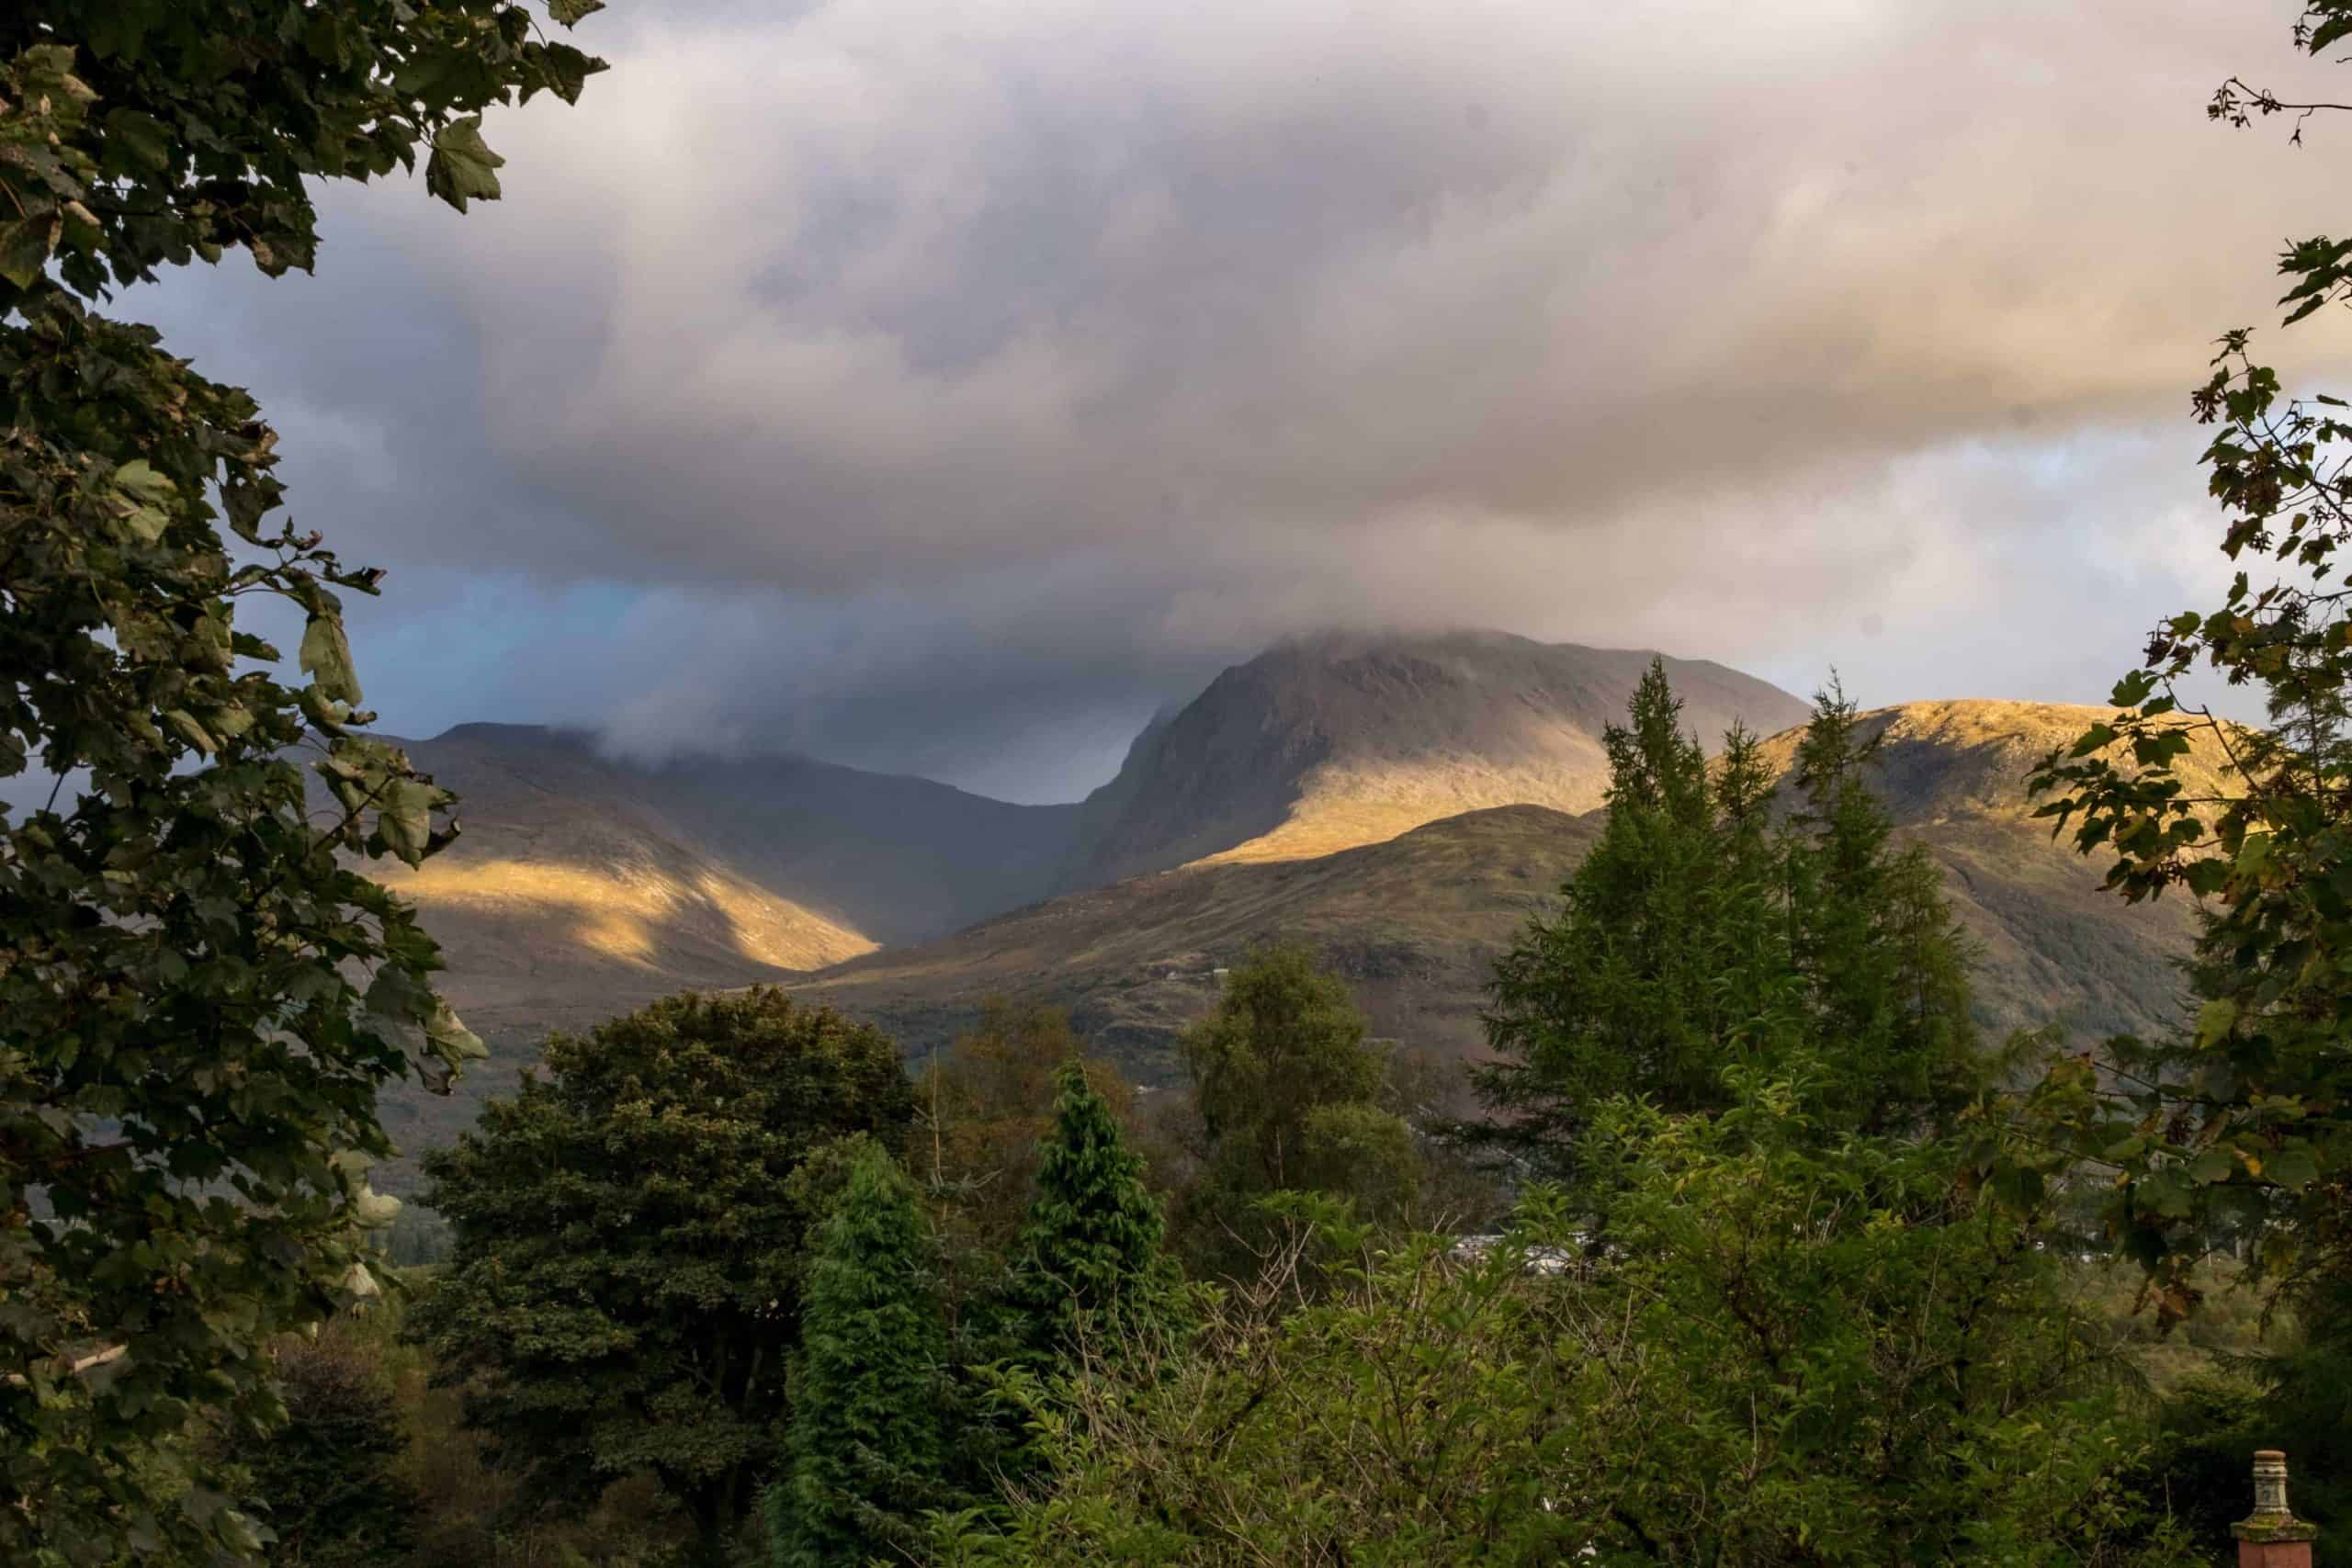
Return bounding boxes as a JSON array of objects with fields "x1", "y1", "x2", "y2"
[
  {"x1": 0, "y1": 5, "x2": 605, "y2": 1562},
  {"x1": 2028, "y1": 3, "x2": 2352, "y2": 1319}
]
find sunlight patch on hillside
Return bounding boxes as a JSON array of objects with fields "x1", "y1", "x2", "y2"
[
  {"x1": 381, "y1": 857, "x2": 877, "y2": 971},
  {"x1": 1188, "y1": 757, "x2": 1609, "y2": 868}
]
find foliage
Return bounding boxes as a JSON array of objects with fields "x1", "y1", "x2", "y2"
[
  {"x1": 0, "y1": 3, "x2": 605, "y2": 1561},
  {"x1": 1781, "y1": 680, "x2": 1982, "y2": 1134},
  {"x1": 1004, "y1": 1060, "x2": 1179, "y2": 1359},
  {"x1": 238, "y1": 1321, "x2": 418, "y2": 1566},
  {"x1": 770, "y1": 1140, "x2": 950, "y2": 1568},
  {"x1": 1571, "y1": 1078, "x2": 2169, "y2": 1564},
  {"x1": 409, "y1": 989, "x2": 915, "y2": 1567},
  {"x1": 1176, "y1": 945, "x2": 1419, "y2": 1274},
  {"x1": 1473, "y1": 660, "x2": 1787, "y2": 1175},
  {"x1": 2023, "y1": 0, "x2": 2352, "y2": 1317},
  {"x1": 291, "y1": 1286, "x2": 703, "y2": 1568},
  {"x1": 1474, "y1": 665, "x2": 1982, "y2": 1180},
  {"x1": 940, "y1": 1081, "x2": 2188, "y2": 1566},
  {"x1": 914, "y1": 999, "x2": 1138, "y2": 1263}
]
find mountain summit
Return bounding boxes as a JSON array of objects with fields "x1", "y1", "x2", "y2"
[{"x1": 1067, "y1": 630, "x2": 1813, "y2": 884}]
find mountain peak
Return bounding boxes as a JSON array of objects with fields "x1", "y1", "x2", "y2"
[{"x1": 1071, "y1": 632, "x2": 1811, "y2": 882}]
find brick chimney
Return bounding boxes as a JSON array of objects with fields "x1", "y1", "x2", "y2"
[{"x1": 2233, "y1": 1450, "x2": 2319, "y2": 1568}]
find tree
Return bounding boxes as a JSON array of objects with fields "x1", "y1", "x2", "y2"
[
  {"x1": 240, "y1": 1325, "x2": 418, "y2": 1567},
  {"x1": 0, "y1": 5, "x2": 607, "y2": 1560},
  {"x1": 1473, "y1": 660, "x2": 1790, "y2": 1178},
  {"x1": 408, "y1": 988, "x2": 915, "y2": 1567},
  {"x1": 938, "y1": 1086, "x2": 2186, "y2": 1566},
  {"x1": 1781, "y1": 680, "x2": 1980, "y2": 1135},
  {"x1": 915, "y1": 998, "x2": 1139, "y2": 1263},
  {"x1": 1475, "y1": 667, "x2": 1983, "y2": 1184},
  {"x1": 1004, "y1": 1060, "x2": 1176, "y2": 1358},
  {"x1": 2024, "y1": 3, "x2": 2352, "y2": 1317},
  {"x1": 1177, "y1": 944, "x2": 1419, "y2": 1273},
  {"x1": 770, "y1": 1139, "x2": 949, "y2": 1568}
]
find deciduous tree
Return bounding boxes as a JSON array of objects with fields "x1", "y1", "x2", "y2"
[
  {"x1": 409, "y1": 989, "x2": 914, "y2": 1567},
  {"x1": 0, "y1": 6, "x2": 606, "y2": 1559},
  {"x1": 2025, "y1": 0, "x2": 2352, "y2": 1318},
  {"x1": 1178, "y1": 944, "x2": 1419, "y2": 1273},
  {"x1": 915, "y1": 998, "x2": 1138, "y2": 1262}
]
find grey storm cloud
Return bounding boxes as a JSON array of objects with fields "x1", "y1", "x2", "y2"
[{"x1": 125, "y1": 0, "x2": 2352, "y2": 799}]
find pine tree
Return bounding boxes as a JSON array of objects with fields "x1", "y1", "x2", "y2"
[
  {"x1": 1781, "y1": 680, "x2": 1980, "y2": 1134},
  {"x1": 1005, "y1": 1060, "x2": 1175, "y2": 1356},
  {"x1": 773, "y1": 1141, "x2": 948, "y2": 1568},
  {"x1": 1472, "y1": 660, "x2": 1793, "y2": 1179},
  {"x1": 1474, "y1": 665, "x2": 1984, "y2": 1181}
]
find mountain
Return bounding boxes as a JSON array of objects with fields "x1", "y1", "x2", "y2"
[
  {"x1": 1752, "y1": 699, "x2": 2224, "y2": 1046},
  {"x1": 796, "y1": 699, "x2": 2223, "y2": 1082},
  {"x1": 358, "y1": 639, "x2": 2233, "y2": 1184},
  {"x1": 385, "y1": 723, "x2": 1082, "y2": 950},
  {"x1": 1065, "y1": 630, "x2": 1813, "y2": 885},
  {"x1": 798, "y1": 805, "x2": 1602, "y2": 1076},
  {"x1": 362, "y1": 724, "x2": 1082, "y2": 1179}
]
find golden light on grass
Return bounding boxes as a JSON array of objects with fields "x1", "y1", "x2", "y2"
[{"x1": 382, "y1": 857, "x2": 876, "y2": 971}]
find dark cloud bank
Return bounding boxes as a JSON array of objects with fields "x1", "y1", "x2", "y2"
[{"x1": 132, "y1": 0, "x2": 2352, "y2": 801}]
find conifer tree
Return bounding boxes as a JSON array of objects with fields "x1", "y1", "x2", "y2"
[
  {"x1": 1474, "y1": 664, "x2": 1983, "y2": 1180},
  {"x1": 1472, "y1": 660, "x2": 1792, "y2": 1179},
  {"x1": 1005, "y1": 1060, "x2": 1174, "y2": 1355},
  {"x1": 773, "y1": 1139, "x2": 948, "y2": 1568},
  {"x1": 1781, "y1": 681, "x2": 1980, "y2": 1134}
]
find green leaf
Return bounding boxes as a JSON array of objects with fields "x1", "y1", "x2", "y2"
[
  {"x1": 2195, "y1": 997, "x2": 2239, "y2": 1049},
  {"x1": 120, "y1": 506, "x2": 169, "y2": 544},
  {"x1": 376, "y1": 778, "x2": 435, "y2": 866},
  {"x1": 2268, "y1": 1146, "x2": 2320, "y2": 1192},
  {"x1": 0, "y1": 214, "x2": 61, "y2": 289},
  {"x1": 103, "y1": 107, "x2": 174, "y2": 174},
  {"x1": 548, "y1": 0, "x2": 606, "y2": 24},
  {"x1": 2189, "y1": 1146, "x2": 2235, "y2": 1184},
  {"x1": 299, "y1": 615, "x2": 363, "y2": 705},
  {"x1": 2235, "y1": 832, "x2": 2275, "y2": 877},
  {"x1": 111, "y1": 459, "x2": 176, "y2": 504},
  {"x1": 2185, "y1": 858, "x2": 2230, "y2": 897},
  {"x1": 425, "y1": 1000, "x2": 488, "y2": 1064},
  {"x1": 2069, "y1": 723, "x2": 2118, "y2": 759},
  {"x1": 424, "y1": 116, "x2": 504, "y2": 211},
  {"x1": 163, "y1": 710, "x2": 215, "y2": 754}
]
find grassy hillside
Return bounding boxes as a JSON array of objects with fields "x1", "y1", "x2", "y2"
[
  {"x1": 363, "y1": 723, "x2": 1079, "y2": 1185},
  {"x1": 800, "y1": 700, "x2": 2223, "y2": 1081},
  {"x1": 800, "y1": 805, "x2": 1602, "y2": 1078},
  {"x1": 368, "y1": 691, "x2": 2231, "y2": 1177}
]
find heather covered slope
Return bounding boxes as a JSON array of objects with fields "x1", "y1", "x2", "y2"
[
  {"x1": 1064, "y1": 630, "x2": 1812, "y2": 884},
  {"x1": 365, "y1": 680, "x2": 2232, "y2": 1160},
  {"x1": 397, "y1": 724, "x2": 1082, "y2": 945}
]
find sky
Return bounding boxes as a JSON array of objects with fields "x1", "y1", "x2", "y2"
[{"x1": 130, "y1": 0, "x2": 2352, "y2": 803}]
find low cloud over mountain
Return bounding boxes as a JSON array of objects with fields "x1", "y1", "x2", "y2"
[{"x1": 135, "y1": 0, "x2": 2328, "y2": 798}]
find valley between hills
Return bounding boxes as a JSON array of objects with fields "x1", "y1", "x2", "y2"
[{"x1": 366, "y1": 630, "x2": 2220, "y2": 1184}]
